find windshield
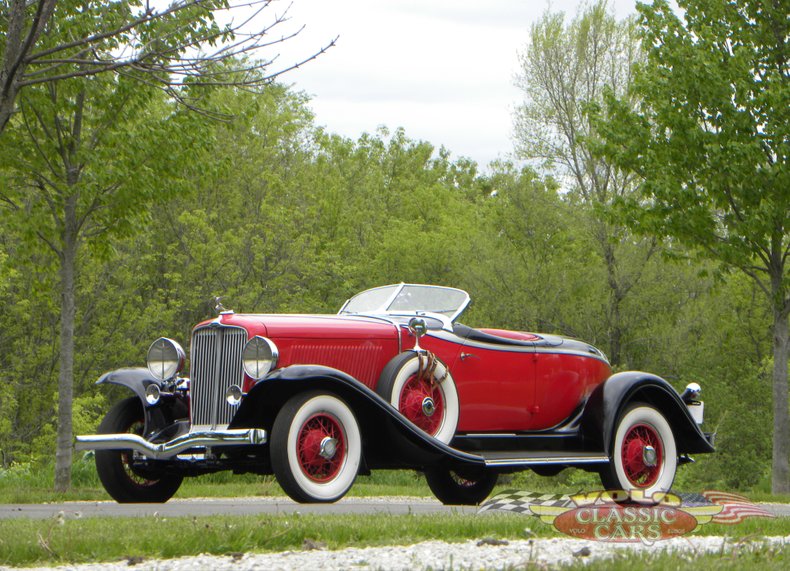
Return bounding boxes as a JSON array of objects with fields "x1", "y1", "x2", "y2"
[{"x1": 340, "y1": 284, "x2": 470, "y2": 321}]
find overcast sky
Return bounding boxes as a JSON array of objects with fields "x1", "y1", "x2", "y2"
[{"x1": 272, "y1": 1, "x2": 637, "y2": 168}]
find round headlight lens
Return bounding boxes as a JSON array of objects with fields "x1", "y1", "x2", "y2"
[
  {"x1": 147, "y1": 337, "x2": 185, "y2": 381},
  {"x1": 242, "y1": 336, "x2": 279, "y2": 380}
]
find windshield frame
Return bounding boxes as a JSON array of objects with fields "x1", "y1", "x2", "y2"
[{"x1": 338, "y1": 283, "x2": 471, "y2": 327}]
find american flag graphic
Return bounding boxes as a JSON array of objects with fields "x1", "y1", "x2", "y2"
[{"x1": 701, "y1": 490, "x2": 775, "y2": 524}]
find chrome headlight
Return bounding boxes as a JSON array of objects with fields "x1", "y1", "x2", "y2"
[
  {"x1": 242, "y1": 336, "x2": 279, "y2": 380},
  {"x1": 147, "y1": 337, "x2": 185, "y2": 381}
]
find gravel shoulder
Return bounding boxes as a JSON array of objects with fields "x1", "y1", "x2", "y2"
[{"x1": 2, "y1": 536, "x2": 789, "y2": 571}]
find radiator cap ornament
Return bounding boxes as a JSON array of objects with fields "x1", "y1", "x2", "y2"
[{"x1": 214, "y1": 296, "x2": 234, "y2": 315}]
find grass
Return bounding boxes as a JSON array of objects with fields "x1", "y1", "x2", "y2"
[
  {"x1": 0, "y1": 458, "x2": 433, "y2": 503},
  {"x1": 0, "y1": 512, "x2": 546, "y2": 567},
  {"x1": 0, "y1": 513, "x2": 519, "y2": 568},
  {"x1": 0, "y1": 511, "x2": 788, "y2": 568}
]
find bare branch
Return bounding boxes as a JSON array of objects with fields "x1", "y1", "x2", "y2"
[{"x1": 2, "y1": 0, "x2": 334, "y2": 132}]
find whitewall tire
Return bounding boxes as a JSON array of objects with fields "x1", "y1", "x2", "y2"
[
  {"x1": 271, "y1": 392, "x2": 361, "y2": 503},
  {"x1": 600, "y1": 403, "x2": 677, "y2": 502},
  {"x1": 376, "y1": 352, "x2": 459, "y2": 444}
]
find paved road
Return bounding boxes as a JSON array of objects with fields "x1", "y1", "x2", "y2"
[
  {"x1": 1, "y1": 497, "x2": 788, "y2": 520},
  {"x1": 0, "y1": 497, "x2": 479, "y2": 520}
]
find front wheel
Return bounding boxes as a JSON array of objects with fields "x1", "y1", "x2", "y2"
[
  {"x1": 270, "y1": 391, "x2": 362, "y2": 503},
  {"x1": 95, "y1": 397, "x2": 183, "y2": 503},
  {"x1": 599, "y1": 403, "x2": 677, "y2": 502},
  {"x1": 425, "y1": 468, "x2": 498, "y2": 505}
]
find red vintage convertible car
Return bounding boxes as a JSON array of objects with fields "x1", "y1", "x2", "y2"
[{"x1": 77, "y1": 284, "x2": 713, "y2": 504}]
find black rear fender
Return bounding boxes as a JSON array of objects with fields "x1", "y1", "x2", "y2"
[{"x1": 580, "y1": 371, "x2": 714, "y2": 456}]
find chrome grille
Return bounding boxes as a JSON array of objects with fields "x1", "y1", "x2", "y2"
[{"x1": 189, "y1": 326, "x2": 247, "y2": 430}]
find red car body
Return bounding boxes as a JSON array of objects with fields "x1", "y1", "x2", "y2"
[
  {"x1": 77, "y1": 284, "x2": 714, "y2": 505},
  {"x1": 210, "y1": 311, "x2": 611, "y2": 432}
]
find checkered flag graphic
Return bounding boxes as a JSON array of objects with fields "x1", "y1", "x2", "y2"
[
  {"x1": 478, "y1": 490, "x2": 574, "y2": 514},
  {"x1": 478, "y1": 490, "x2": 735, "y2": 516}
]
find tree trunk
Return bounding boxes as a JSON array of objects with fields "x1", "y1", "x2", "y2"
[
  {"x1": 602, "y1": 236, "x2": 623, "y2": 367},
  {"x1": 772, "y1": 305, "x2": 790, "y2": 494},
  {"x1": 53, "y1": 199, "x2": 78, "y2": 493},
  {"x1": 0, "y1": 0, "x2": 25, "y2": 134},
  {"x1": 1, "y1": 0, "x2": 57, "y2": 135}
]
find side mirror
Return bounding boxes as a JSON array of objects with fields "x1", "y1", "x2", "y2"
[{"x1": 408, "y1": 317, "x2": 428, "y2": 352}]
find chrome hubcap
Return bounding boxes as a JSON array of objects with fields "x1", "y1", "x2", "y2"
[
  {"x1": 421, "y1": 397, "x2": 436, "y2": 417},
  {"x1": 319, "y1": 437, "x2": 338, "y2": 460},
  {"x1": 643, "y1": 445, "x2": 657, "y2": 467}
]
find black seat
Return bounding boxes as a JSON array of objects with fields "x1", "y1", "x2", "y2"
[{"x1": 452, "y1": 323, "x2": 537, "y2": 347}]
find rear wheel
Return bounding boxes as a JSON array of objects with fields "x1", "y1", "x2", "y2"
[
  {"x1": 600, "y1": 403, "x2": 677, "y2": 502},
  {"x1": 95, "y1": 397, "x2": 183, "y2": 503},
  {"x1": 376, "y1": 352, "x2": 459, "y2": 443},
  {"x1": 270, "y1": 391, "x2": 361, "y2": 503},
  {"x1": 425, "y1": 468, "x2": 498, "y2": 505}
]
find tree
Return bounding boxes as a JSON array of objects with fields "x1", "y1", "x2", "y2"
[
  {"x1": 0, "y1": 71, "x2": 210, "y2": 490},
  {"x1": 597, "y1": 0, "x2": 789, "y2": 492},
  {"x1": 1, "y1": 0, "x2": 333, "y2": 492},
  {"x1": 513, "y1": 0, "x2": 655, "y2": 366},
  {"x1": 0, "y1": 0, "x2": 334, "y2": 133}
]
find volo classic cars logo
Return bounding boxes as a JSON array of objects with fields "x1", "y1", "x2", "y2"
[{"x1": 479, "y1": 490, "x2": 774, "y2": 544}]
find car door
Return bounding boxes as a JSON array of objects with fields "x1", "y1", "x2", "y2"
[{"x1": 443, "y1": 333, "x2": 537, "y2": 432}]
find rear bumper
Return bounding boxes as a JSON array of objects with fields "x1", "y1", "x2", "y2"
[{"x1": 75, "y1": 428, "x2": 267, "y2": 460}]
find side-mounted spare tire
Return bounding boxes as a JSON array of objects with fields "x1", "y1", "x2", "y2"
[
  {"x1": 95, "y1": 397, "x2": 183, "y2": 503},
  {"x1": 376, "y1": 351, "x2": 459, "y2": 444}
]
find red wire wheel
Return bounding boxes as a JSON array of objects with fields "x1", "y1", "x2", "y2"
[
  {"x1": 271, "y1": 392, "x2": 362, "y2": 503},
  {"x1": 600, "y1": 403, "x2": 678, "y2": 503},
  {"x1": 620, "y1": 423, "x2": 663, "y2": 488},
  {"x1": 376, "y1": 352, "x2": 459, "y2": 444},
  {"x1": 296, "y1": 413, "x2": 347, "y2": 482},
  {"x1": 399, "y1": 374, "x2": 445, "y2": 436}
]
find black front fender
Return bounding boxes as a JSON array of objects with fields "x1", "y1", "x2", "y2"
[
  {"x1": 96, "y1": 368, "x2": 187, "y2": 438},
  {"x1": 96, "y1": 368, "x2": 162, "y2": 402},
  {"x1": 229, "y1": 365, "x2": 483, "y2": 470},
  {"x1": 580, "y1": 371, "x2": 715, "y2": 456}
]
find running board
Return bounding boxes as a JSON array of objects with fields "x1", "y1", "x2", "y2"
[{"x1": 478, "y1": 450, "x2": 609, "y2": 467}]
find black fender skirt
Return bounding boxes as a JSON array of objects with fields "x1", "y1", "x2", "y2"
[
  {"x1": 580, "y1": 371, "x2": 715, "y2": 456},
  {"x1": 228, "y1": 365, "x2": 485, "y2": 471}
]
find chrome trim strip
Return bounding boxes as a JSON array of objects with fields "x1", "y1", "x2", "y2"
[
  {"x1": 210, "y1": 326, "x2": 223, "y2": 429},
  {"x1": 75, "y1": 428, "x2": 267, "y2": 459},
  {"x1": 343, "y1": 313, "x2": 403, "y2": 352},
  {"x1": 429, "y1": 329, "x2": 533, "y2": 352},
  {"x1": 428, "y1": 329, "x2": 609, "y2": 363},
  {"x1": 483, "y1": 455, "x2": 609, "y2": 467}
]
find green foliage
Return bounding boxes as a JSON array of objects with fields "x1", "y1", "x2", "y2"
[
  {"x1": 0, "y1": 5, "x2": 781, "y2": 493},
  {"x1": 595, "y1": 0, "x2": 789, "y2": 492},
  {"x1": 598, "y1": 0, "x2": 788, "y2": 281},
  {"x1": 513, "y1": 1, "x2": 656, "y2": 367}
]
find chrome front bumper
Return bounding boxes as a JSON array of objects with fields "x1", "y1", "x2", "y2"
[{"x1": 75, "y1": 428, "x2": 267, "y2": 460}]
